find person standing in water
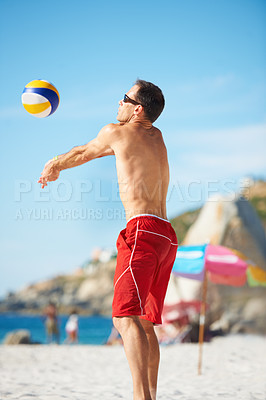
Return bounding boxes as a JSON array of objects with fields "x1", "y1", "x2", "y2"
[{"x1": 43, "y1": 302, "x2": 60, "y2": 344}]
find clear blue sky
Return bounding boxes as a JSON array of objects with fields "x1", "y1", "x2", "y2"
[{"x1": 0, "y1": 0, "x2": 265, "y2": 297}]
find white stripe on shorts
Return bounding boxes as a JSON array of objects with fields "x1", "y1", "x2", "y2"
[
  {"x1": 114, "y1": 221, "x2": 144, "y2": 315},
  {"x1": 138, "y1": 228, "x2": 178, "y2": 245},
  {"x1": 127, "y1": 213, "x2": 170, "y2": 224}
]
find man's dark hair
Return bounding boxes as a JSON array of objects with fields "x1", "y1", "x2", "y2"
[{"x1": 134, "y1": 79, "x2": 165, "y2": 123}]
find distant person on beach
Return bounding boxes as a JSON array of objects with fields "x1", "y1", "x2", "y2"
[
  {"x1": 65, "y1": 310, "x2": 79, "y2": 344},
  {"x1": 39, "y1": 80, "x2": 178, "y2": 400},
  {"x1": 43, "y1": 302, "x2": 60, "y2": 344}
]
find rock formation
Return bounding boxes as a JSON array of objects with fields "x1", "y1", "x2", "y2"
[
  {"x1": 4, "y1": 330, "x2": 31, "y2": 345},
  {"x1": 183, "y1": 194, "x2": 266, "y2": 268},
  {"x1": 0, "y1": 260, "x2": 116, "y2": 315},
  {"x1": 178, "y1": 190, "x2": 266, "y2": 334}
]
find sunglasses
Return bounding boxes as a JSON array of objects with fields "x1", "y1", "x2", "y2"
[{"x1": 123, "y1": 94, "x2": 144, "y2": 107}]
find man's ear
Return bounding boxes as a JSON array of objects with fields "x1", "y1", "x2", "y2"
[{"x1": 134, "y1": 105, "x2": 144, "y2": 116}]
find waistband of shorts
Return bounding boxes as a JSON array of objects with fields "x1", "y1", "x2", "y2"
[{"x1": 126, "y1": 213, "x2": 170, "y2": 225}]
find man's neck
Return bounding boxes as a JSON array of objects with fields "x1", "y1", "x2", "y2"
[{"x1": 128, "y1": 117, "x2": 153, "y2": 130}]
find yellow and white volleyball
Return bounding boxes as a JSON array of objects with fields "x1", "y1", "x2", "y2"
[{"x1": 21, "y1": 80, "x2": 60, "y2": 118}]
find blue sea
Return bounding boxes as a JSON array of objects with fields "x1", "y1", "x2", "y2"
[{"x1": 0, "y1": 313, "x2": 113, "y2": 345}]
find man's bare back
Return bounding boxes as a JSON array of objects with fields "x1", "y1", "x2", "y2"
[
  {"x1": 39, "y1": 84, "x2": 170, "y2": 222},
  {"x1": 106, "y1": 122, "x2": 169, "y2": 221}
]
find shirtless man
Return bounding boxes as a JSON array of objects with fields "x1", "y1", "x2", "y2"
[{"x1": 38, "y1": 79, "x2": 178, "y2": 400}]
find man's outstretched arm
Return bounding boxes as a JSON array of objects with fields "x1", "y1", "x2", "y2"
[{"x1": 38, "y1": 124, "x2": 115, "y2": 188}]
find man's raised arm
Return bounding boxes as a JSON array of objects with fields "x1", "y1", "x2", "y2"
[{"x1": 38, "y1": 124, "x2": 116, "y2": 189}]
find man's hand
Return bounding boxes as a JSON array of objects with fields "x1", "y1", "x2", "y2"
[{"x1": 38, "y1": 159, "x2": 60, "y2": 189}]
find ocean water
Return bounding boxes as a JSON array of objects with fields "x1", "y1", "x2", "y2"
[{"x1": 0, "y1": 313, "x2": 113, "y2": 345}]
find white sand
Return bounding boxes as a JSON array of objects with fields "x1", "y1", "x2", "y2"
[{"x1": 1, "y1": 334, "x2": 266, "y2": 400}]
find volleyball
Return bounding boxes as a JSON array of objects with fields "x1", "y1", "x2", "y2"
[{"x1": 21, "y1": 80, "x2": 60, "y2": 118}]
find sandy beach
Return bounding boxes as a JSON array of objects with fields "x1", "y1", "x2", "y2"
[{"x1": 1, "y1": 334, "x2": 265, "y2": 400}]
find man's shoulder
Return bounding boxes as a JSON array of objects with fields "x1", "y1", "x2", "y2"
[
  {"x1": 96, "y1": 123, "x2": 124, "y2": 147},
  {"x1": 99, "y1": 123, "x2": 124, "y2": 136},
  {"x1": 102, "y1": 123, "x2": 129, "y2": 138}
]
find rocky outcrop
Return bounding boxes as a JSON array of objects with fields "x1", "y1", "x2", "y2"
[
  {"x1": 183, "y1": 194, "x2": 266, "y2": 268},
  {"x1": 0, "y1": 260, "x2": 116, "y2": 315},
  {"x1": 4, "y1": 330, "x2": 31, "y2": 344},
  {"x1": 183, "y1": 194, "x2": 237, "y2": 246},
  {"x1": 179, "y1": 190, "x2": 266, "y2": 335}
]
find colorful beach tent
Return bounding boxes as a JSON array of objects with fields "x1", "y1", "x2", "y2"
[{"x1": 172, "y1": 244, "x2": 266, "y2": 374}]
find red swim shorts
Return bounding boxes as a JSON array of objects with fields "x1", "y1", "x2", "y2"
[{"x1": 112, "y1": 214, "x2": 178, "y2": 325}]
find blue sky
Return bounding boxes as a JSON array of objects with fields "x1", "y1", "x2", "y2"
[{"x1": 0, "y1": 0, "x2": 265, "y2": 297}]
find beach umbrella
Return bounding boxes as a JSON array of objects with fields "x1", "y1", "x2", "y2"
[{"x1": 172, "y1": 244, "x2": 266, "y2": 374}]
